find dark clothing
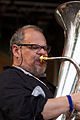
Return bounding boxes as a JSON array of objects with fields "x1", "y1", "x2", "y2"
[{"x1": 0, "y1": 66, "x2": 56, "y2": 120}]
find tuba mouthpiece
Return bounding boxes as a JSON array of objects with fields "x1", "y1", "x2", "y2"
[{"x1": 40, "y1": 55, "x2": 48, "y2": 63}]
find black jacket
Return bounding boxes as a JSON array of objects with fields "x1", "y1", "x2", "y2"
[{"x1": 0, "y1": 66, "x2": 56, "y2": 120}]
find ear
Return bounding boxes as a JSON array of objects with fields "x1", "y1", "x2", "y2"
[{"x1": 12, "y1": 44, "x2": 20, "y2": 57}]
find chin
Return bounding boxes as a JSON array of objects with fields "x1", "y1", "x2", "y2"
[
  {"x1": 36, "y1": 65, "x2": 46, "y2": 71},
  {"x1": 35, "y1": 67, "x2": 46, "y2": 77}
]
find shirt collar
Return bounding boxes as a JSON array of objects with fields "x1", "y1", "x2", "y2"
[
  {"x1": 13, "y1": 65, "x2": 48, "y2": 89},
  {"x1": 13, "y1": 65, "x2": 34, "y2": 77}
]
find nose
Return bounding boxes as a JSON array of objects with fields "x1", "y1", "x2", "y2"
[{"x1": 37, "y1": 48, "x2": 48, "y2": 56}]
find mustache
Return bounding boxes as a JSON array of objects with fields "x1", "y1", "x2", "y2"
[{"x1": 34, "y1": 55, "x2": 40, "y2": 61}]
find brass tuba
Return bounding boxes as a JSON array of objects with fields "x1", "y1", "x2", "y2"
[
  {"x1": 55, "y1": 1, "x2": 80, "y2": 119},
  {"x1": 40, "y1": 1, "x2": 80, "y2": 119}
]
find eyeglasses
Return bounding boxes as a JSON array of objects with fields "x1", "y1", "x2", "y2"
[{"x1": 18, "y1": 44, "x2": 51, "y2": 53}]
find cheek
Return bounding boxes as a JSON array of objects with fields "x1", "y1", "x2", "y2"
[{"x1": 22, "y1": 51, "x2": 35, "y2": 64}]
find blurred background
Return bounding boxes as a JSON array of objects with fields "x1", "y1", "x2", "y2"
[{"x1": 0, "y1": 0, "x2": 71, "y2": 86}]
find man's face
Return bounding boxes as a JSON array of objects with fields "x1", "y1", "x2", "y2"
[{"x1": 20, "y1": 28, "x2": 48, "y2": 77}]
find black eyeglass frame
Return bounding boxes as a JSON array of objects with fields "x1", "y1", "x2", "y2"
[{"x1": 17, "y1": 44, "x2": 51, "y2": 53}]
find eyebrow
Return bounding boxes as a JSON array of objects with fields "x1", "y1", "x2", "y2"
[{"x1": 17, "y1": 44, "x2": 47, "y2": 46}]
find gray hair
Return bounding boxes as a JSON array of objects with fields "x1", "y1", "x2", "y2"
[{"x1": 10, "y1": 25, "x2": 43, "y2": 51}]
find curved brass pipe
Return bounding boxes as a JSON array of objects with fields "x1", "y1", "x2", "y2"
[
  {"x1": 40, "y1": 55, "x2": 80, "y2": 93},
  {"x1": 40, "y1": 55, "x2": 80, "y2": 76}
]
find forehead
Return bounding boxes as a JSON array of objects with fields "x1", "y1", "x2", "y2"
[{"x1": 23, "y1": 28, "x2": 47, "y2": 45}]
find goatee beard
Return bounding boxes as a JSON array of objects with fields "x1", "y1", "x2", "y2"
[{"x1": 33, "y1": 65, "x2": 47, "y2": 78}]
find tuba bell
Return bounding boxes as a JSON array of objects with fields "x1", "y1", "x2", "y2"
[{"x1": 40, "y1": 1, "x2": 80, "y2": 120}]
